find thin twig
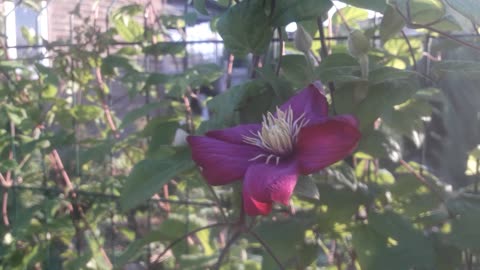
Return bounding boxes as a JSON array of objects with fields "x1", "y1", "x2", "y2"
[
  {"x1": 206, "y1": 184, "x2": 228, "y2": 222},
  {"x1": 249, "y1": 230, "x2": 286, "y2": 270},
  {"x1": 401, "y1": 30, "x2": 417, "y2": 70},
  {"x1": 153, "y1": 223, "x2": 230, "y2": 263}
]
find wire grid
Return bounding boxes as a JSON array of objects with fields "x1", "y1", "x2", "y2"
[{"x1": 2, "y1": 0, "x2": 480, "y2": 268}]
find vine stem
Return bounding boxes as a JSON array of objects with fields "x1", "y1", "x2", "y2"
[
  {"x1": 153, "y1": 223, "x2": 231, "y2": 263},
  {"x1": 206, "y1": 184, "x2": 228, "y2": 222},
  {"x1": 50, "y1": 149, "x2": 113, "y2": 268},
  {"x1": 95, "y1": 67, "x2": 120, "y2": 139},
  {"x1": 401, "y1": 30, "x2": 417, "y2": 70},
  {"x1": 248, "y1": 230, "x2": 286, "y2": 270},
  {"x1": 213, "y1": 230, "x2": 242, "y2": 270}
]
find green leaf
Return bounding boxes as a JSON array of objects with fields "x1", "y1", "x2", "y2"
[
  {"x1": 101, "y1": 54, "x2": 136, "y2": 76},
  {"x1": 332, "y1": 6, "x2": 369, "y2": 28},
  {"x1": 120, "y1": 102, "x2": 167, "y2": 128},
  {"x1": 431, "y1": 60, "x2": 480, "y2": 81},
  {"x1": 253, "y1": 217, "x2": 312, "y2": 269},
  {"x1": 352, "y1": 211, "x2": 435, "y2": 270},
  {"x1": 2, "y1": 104, "x2": 27, "y2": 125},
  {"x1": 112, "y1": 4, "x2": 144, "y2": 42},
  {"x1": 355, "y1": 68, "x2": 420, "y2": 129},
  {"x1": 272, "y1": 0, "x2": 332, "y2": 26},
  {"x1": 115, "y1": 214, "x2": 209, "y2": 266},
  {"x1": 316, "y1": 53, "x2": 362, "y2": 83},
  {"x1": 217, "y1": 0, "x2": 274, "y2": 56},
  {"x1": 193, "y1": 0, "x2": 209, "y2": 15},
  {"x1": 70, "y1": 105, "x2": 102, "y2": 123},
  {"x1": 380, "y1": 5, "x2": 405, "y2": 42},
  {"x1": 390, "y1": 0, "x2": 445, "y2": 25},
  {"x1": 337, "y1": 0, "x2": 387, "y2": 13},
  {"x1": 280, "y1": 54, "x2": 315, "y2": 87},
  {"x1": 119, "y1": 148, "x2": 194, "y2": 211},
  {"x1": 20, "y1": 26, "x2": 36, "y2": 45},
  {"x1": 357, "y1": 129, "x2": 401, "y2": 159},
  {"x1": 295, "y1": 176, "x2": 320, "y2": 200},
  {"x1": 445, "y1": 194, "x2": 480, "y2": 250},
  {"x1": 444, "y1": 0, "x2": 480, "y2": 25},
  {"x1": 202, "y1": 80, "x2": 269, "y2": 129}
]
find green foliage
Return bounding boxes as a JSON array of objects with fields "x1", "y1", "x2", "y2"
[
  {"x1": 217, "y1": 0, "x2": 274, "y2": 56},
  {"x1": 3, "y1": 0, "x2": 480, "y2": 269}
]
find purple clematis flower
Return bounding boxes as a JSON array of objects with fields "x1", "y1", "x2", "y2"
[{"x1": 187, "y1": 82, "x2": 361, "y2": 216}]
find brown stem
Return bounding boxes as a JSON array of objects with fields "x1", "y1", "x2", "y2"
[
  {"x1": 2, "y1": 191, "x2": 9, "y2": 227},
  {"x1": 226, "y1": 54, "x2": 234, "y2": 89},
  {"x1": 95, "y1": 67, "x2": 120, "y2": 138},
  {"x1": 50, "y1": 149, "x2": 112, "y2": 268},
  {"x1": 183, "y1": 94, "x2": 194, "y2": 134}
]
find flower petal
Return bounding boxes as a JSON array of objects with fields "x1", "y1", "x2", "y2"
[
  {"x1": 187, "y1": 136, "x2": 263, "y2": 185},
  {"x1": 206, "y1": 124, "x2": 261, "y2": 145},
  {"x1": 243, "y1": 162, "x2": 298, "y2": 216},
  {"x1": 296, "y1": 115, "x2": 361, "y2": 175},
  {"x1": 280, "y1": 82, "x2": 328, "y2": 124}
]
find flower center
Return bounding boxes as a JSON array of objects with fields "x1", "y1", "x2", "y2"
[{"x1": 243, "y1": 106, "x2": 309, "y2": 165}]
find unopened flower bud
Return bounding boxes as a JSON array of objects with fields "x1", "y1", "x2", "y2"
[
  {"x1": 294, "y1": 25, "x2": 312, "y2": 54},
  {"x1": 347, "y1": 29, "x2": 370, "y2": 57}
]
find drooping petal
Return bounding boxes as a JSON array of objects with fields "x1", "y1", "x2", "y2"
[
  {"x1": 206, "y1": 124, "x2": 261, "y2": 145},
  {"x1": 296, "y1": 115, "x2": 361, "y2": 175},
  {"x1": 187, "y1": 136, "x2": 263, "y2": 186},
  {"x1": 242, "y1": 162, "x2": 298, "y2": 216},
  {"x1": 279, "y1": 82, "x2": 328, "y2": 125},
  {"x1": 243, "y1": 193, "x2": 272, "y2": 216}
]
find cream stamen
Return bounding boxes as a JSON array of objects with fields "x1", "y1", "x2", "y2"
[{"x1": 243, "y1": 106, "x2": 309, "y2": 165}]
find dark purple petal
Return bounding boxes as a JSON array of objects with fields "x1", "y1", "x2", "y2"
[
  {"x1": 295, "y1": 115, "x2": 361, "y2": 175},
  {"x1": 279, "y1": 82, "x2": 328, "y2": 125},
  {"x1": 187, "y1": 136, "x2": 263, "y2": 186},
  {"x1": 243, "y1": 162, "x2": 298, "y2": 216},
  {"x1": 206, "y1": 124, "x2": 261, "y2": 145}
]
